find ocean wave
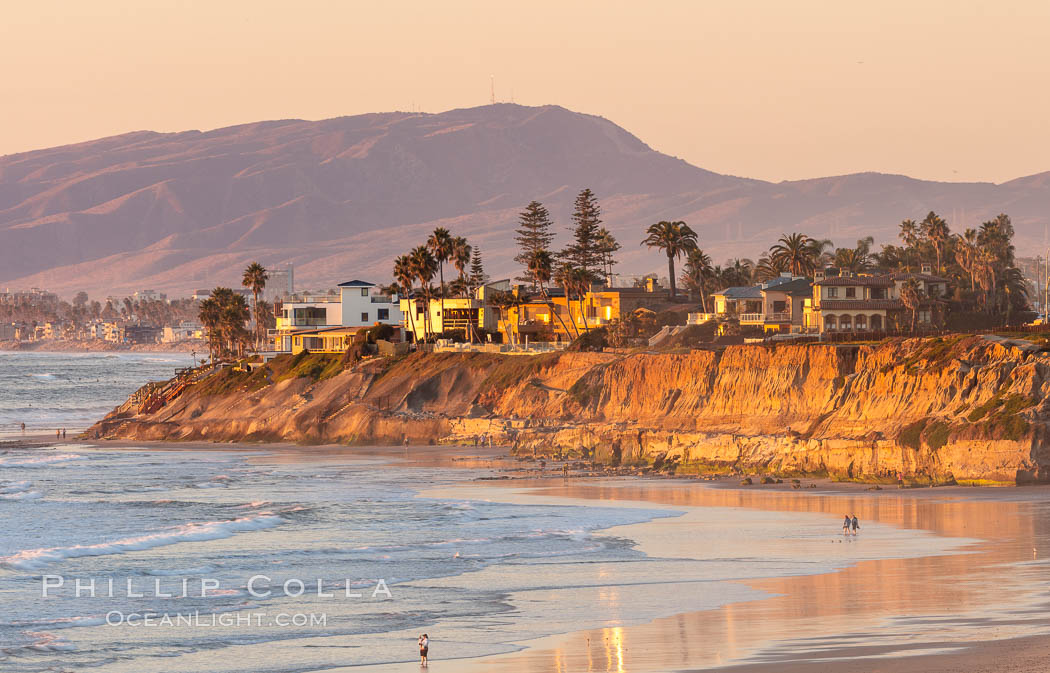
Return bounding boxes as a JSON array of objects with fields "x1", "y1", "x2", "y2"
[
  {"x1": 144, "y1": 565, "x2": 217, "y2": 576},
  {"x1": 0, "y1": 513, "x2": 285, "y2": 571},
  {"x1": 0, "y1": 453, "x2": 85, "y2": 467},
  {"x1": 3, "y1": 614, "x2": 108, "y2": 630},
  {"x1": 0, "y1": 480, "x2": 32, "y2": 493},
  {"x1": 0, "y1": 490, "x2": 43, "y2": 501}
]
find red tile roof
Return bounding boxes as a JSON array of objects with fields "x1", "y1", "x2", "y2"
[
  {"x1": 819, "y1": 299, "x2": 903, "y2": 310},
  {"x1": 816, "y1": 276, "x2": 894, "y2": 287}
]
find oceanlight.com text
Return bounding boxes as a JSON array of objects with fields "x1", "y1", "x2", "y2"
[{"x1": 104, "y1": 610, "x2": 329, "y2": 628}]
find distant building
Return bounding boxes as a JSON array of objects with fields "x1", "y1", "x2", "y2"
[
  {"x1": 689, "y1": 274, "x2": 813, "y2": 333},
  {"x1": 133, "y1": 289, "x2": 166, "y2": 303},
  {"x1": 0, "y1": 323, "x2": 16, "y2": 341},
  {"x1": 163, "y1": 321, "x2": 203, "y2": 343},
  {"x1": 262, "y1": 265, "x2": 294, "y2": 304},
  {"x1": 271, "y1": 280, "x2": 403, "y2": 353},
  {"x1": 804, "y1": 264, "x2": 948, "y2": 333},
  {"x1": 124, "y1": 325, "x2": 162, "y2": 344}
]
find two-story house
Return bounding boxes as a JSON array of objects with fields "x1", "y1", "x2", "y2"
[
  {"x1": 272, "y1": 280, "x2": 403, "y2": 352},
  {"x1": 805, "y1": 264, "x2": 948, "y2": 333}
]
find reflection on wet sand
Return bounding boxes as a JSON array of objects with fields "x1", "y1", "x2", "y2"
[{"x1": 456, "y1": 480, "x2": 1050, "y2": 673}]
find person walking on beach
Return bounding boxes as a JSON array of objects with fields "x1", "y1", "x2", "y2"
[
  {"x1": 851, "y1": 514, "x2": 860, "y2": 535},
  {"x1": 418, "y1": 633, "x2": 429, "y2": 666},
  {"x1": 56, "y1": 429, "x2": 60, "y2": 440},
  {"x1": 61, "y1": 428, "x2": 66, "y2": 439},
  {"x1": 20, "y1": 422, "x2": 25, "y2": 433},
  {"x1": 842, "y1": 514, "x2": 852, "y2": 535}
]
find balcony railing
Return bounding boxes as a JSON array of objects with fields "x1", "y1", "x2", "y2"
[{"x1": 739, "y1": 313, "x2": 764, "y2": 323}]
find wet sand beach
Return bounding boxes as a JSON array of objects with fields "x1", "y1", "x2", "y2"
[{"x1": 405, "y1": 477, "x2": 1050, "y2": 673}]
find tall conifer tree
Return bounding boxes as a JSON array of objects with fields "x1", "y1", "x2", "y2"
[{"x1": 513, "y1": 201, "x2": 555, "y2": 287}]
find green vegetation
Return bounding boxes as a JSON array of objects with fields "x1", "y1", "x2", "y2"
[
  {"x1": 271, "y1": 351, "x2": 344, "y2": 382},
  {"x1": 925, "y1": 420, "x2": 952, "y2": 450},
  {"x1": 478, "y1": 352, "x2": 561, "y2": 391},
  {"x1": 883, "y1": 335, "x2": 969, "y2": 375},
  {"x1": 898, "y1": 418, "x2": 928, "y2": 450}
]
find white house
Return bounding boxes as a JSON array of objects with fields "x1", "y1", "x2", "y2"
[{"x1": 271, "y1": 279, "x2": 402, "y2": 353}]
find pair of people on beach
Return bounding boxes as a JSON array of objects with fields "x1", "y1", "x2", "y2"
[
  {"x1": 418, "y1": 633, "x2": 429, "y2": 666},
  {"x1": 842, "y1": 513, "x2": 860, "y2": 535}
]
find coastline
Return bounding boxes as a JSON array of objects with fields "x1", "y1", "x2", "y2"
[
  {"x1": 6, "y1": 440, "x2": 1050, "y2": 671},
  {"x1": 0, "y1": 339, "x2": 202, "y2": 353},
  {"x1": 393, "y1": 474, "x2": 1050, "y2": 673}
]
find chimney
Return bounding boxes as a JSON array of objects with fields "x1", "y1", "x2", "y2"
[
  {"x1": 645, "y1": 277, "x2": 656, "y2": 293},
  {"x1": 921, "y1": 262, "x2": 932, "y2": 275},
  {"x1": 512, "y1": 284, "x2": 524, "y2": 298},
  {"x1": 814, "y1": 269, "x2": 826, "y2": 282}
]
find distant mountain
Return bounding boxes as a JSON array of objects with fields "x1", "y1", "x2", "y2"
[{"x1": 2, "y1": 104, "x2": 1049, "y2": 298}]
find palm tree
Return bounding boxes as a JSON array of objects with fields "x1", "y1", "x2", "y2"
[
  {"x1": 393, "y1": 254, "x2": 418, "y2": 343},
  {"x1": 553, "y1": 262, "x2": 582, "y2": 339},
  {"x1": 241, "y1": 262, "x2": 268, "y2": 351},
  {"x1": 427, "y1": 228, "x2": 455, "y2": 332},
  {"x1": 198, "y1": 297, "x2": 222, "y2": 361},
  {"x1": 681, "y1": 248, "x2": 713, "y2": 312},
  {"x1": 487, "y1": 290, "x2": 520, "y2": 346},
  {"x1": 769, "y1": 233, "x2": 817, "y2": 276},
  {"x1": 922, "y1": 212, "x2": 950, "y2": 274},
  {"x1": 754, "y1": 253, "x2": 788, "y2": 281},
  {"x1": 568, "y1": 266, "x2": 594, "y2": 331},
  {"x1": 899, "y1": 219, "x2": 921, "y2": 272},
  {"x1": 410, "y1": 246, "x2": 438, "y2": 340},
  {"x1": 954, "y1": 229, "x2": 979, "y2": 292},
  {"x1": 527, "y1": 249, "x2": 573, "y2": 339},
  {"x1": 899, "y1": 278, "x2": 923, "y2": 332},
  {"x1": 452, "y1": 236, "x2": 472, "y2": 295},
  {"x1": 834, "y1": 237, "x2": 874, "y2": 273},
  {"x1": 641, "y1": 220, "x2": 699, "y2": 298}
]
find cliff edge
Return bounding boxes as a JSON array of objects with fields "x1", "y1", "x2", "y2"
[{"x1": 91, "y1": 335, "x2": 1050, "y2": 485}]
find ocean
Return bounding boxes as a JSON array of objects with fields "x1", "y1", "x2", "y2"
[
  {"x1": 0, "y1": 351, "x2": 195, "y2": 436},
  {"x1": 0, "y1": 352, "x2": 975, "y2": 672}
]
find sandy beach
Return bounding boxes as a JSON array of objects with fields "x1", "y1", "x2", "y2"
[{"x1": 394, "y1": 473, "x2": 1050, "y2": 673}]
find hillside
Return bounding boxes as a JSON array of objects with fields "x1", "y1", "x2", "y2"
[
  {"x1": 92, "y1": 336, "x2": 1050, "y2": 485},
  {"x1": 3, "y1": 104, "x2": 1050, "y2": 297}
]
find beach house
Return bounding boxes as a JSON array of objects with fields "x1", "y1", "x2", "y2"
[
  {"x1": 271, "y1": 280, "x2": 403, "y2": 353},
  {"x1": 804, "y1": 264, "x2": 948, "y2": 333}
]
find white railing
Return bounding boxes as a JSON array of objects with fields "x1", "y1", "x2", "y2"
[
  {"x1": 739, "y1": 313, "x2": 764, "y2": 322},
  {"x1": 687, "y1": 313, "x2": 716, "y2": 324}
]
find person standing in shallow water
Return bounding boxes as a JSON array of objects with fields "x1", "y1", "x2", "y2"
[
  {"x1": 418, "y1": 633, "x2": 429, "y2": 666},
  {"x1": 843, "y1": 514, "x2": 852, "y2": 535},
  {"x1": 851, "y1": 514, "x2": 860, "y2": 535}
]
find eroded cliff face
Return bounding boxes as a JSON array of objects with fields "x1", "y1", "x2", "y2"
[{"x1": 92, "y1": 336, "x2": 1050, "y2": 484}]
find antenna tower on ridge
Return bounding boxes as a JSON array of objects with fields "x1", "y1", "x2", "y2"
[{"x1": 490, "y1": 75, "x2": 495, "y2": 104}]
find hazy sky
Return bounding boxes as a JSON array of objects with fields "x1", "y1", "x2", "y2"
[{"x1": 4, "y1": 1, "x2": 1050, "y2": 183}]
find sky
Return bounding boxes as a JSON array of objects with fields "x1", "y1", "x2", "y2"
[{"x1": 3, "y1": 0, "x2": 1050, "y2": 183}]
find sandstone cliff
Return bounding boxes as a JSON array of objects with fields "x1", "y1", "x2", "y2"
[{"x1": 91, "y1": 335, "x2": 1050, "y2": 485}]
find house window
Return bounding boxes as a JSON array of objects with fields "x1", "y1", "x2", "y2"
[
  {"x1": 378, "y1": 308, "x2": 389, "y2": 320},
  {"x1": 845, "y1": 287, "x2": 856, "y2": 298},
  {"x1": 361, "y1": 312, "x2": 369, "y2": 323},
  {"x1": 361, "y1": 288, "x2": 368, "y2": 297},
  {"x1": 871, "y1": 288, "x2": 887, "y2": 299},
  {"x1": 827, "y1": 287, "x2": 839, "y2": 298}
]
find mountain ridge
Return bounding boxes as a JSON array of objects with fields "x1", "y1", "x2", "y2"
[{"x1": 2, "y1": 103, "x2": 1049, "y2": 298}]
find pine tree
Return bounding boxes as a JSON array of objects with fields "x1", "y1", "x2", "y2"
[
  {"x1": 596, "y1": 227, "x2": 621, "y2": 284},
  {"x1": 513, "y1": 201, "x2": 555, "y2": 286},
  {"x1": 469, "y1": 247, "x2": 487, "y2": 290},
  {"x1": 560, "y1": 189, "x2": 604, "y2": 282}
]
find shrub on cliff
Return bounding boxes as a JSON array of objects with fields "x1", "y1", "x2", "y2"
[{"x1": 566, "y1": 327, "x2": 609, "y2": 352}]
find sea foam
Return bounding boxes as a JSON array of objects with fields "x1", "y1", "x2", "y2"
[{"x1": 0, "y1": 514, "x2": 285, "y2": 571}]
